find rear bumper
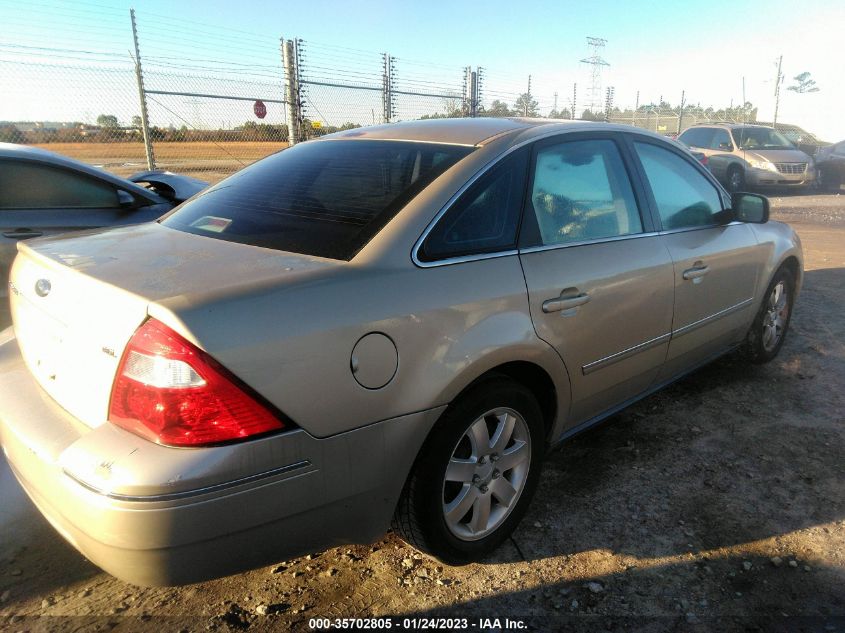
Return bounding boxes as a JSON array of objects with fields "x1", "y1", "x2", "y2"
[{"x1": 0, "y1": 331, "x2": 441, "y2": 586}]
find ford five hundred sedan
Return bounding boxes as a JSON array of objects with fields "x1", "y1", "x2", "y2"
[{"x1": 0, "y1": 118, "x2": 802, "y2": 586}]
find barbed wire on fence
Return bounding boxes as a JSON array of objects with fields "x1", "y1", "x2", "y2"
[{"x1": 1, "y1": 0, "x2": 782, "y2": 184}]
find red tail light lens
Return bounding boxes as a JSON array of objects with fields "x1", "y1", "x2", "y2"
[{"x1": 108, "y1": 319, "x2": 285, "y2": 447}]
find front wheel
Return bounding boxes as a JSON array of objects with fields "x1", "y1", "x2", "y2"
[
  {"x1": 727, "y1": 165, "x2": 746, "y2": 192},
  {"x1": 393, "y1": 378, "x2": 545, "y2": 563},
  {"x1": 747, "y1": 267, "x2": 795, "y2": 364}
]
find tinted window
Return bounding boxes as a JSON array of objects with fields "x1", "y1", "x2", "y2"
[
  {"x1": 419, "y1": 148, "x2": 527, "y2": 262},
  {"x1": 163, "y1": 140, "x2": 472, "y2": 260},
  {"x1": 634, "y1": 142, "x2": 724, "y2": 230},
  {"x1": 678, "y1": 128, "x2": 714, "y2": 149},
  {"x1": 0, "y1": 160, "x2": 119, "y2": 209},
  {"x1": 524, "y1": 139, "x2": 642, "y2": 246},
  {"x1": 711, "y1": 130, "x2": 732, "y2": 150}
]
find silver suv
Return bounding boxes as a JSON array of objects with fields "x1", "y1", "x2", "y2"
[{"x1": 678, "y1": 124, "x2": 816, "y2": 191}]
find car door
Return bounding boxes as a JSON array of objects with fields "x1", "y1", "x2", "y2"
[
  {"x1": 518, "y1": 133, "x2": 675, "y2": 428},
  {"x1": 628, "y1": 138, "x2": 766, "y2": 381},
  {"x1": 0, "y1": 159, "x2": 160, "y2": 293},
  {"x1": 706, "y1": 129, "x2": 735, "y2": 181}
]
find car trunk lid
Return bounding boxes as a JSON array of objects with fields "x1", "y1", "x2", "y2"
[{"x1": 9, "y1": 222, "x2": 338, "y2": 429}]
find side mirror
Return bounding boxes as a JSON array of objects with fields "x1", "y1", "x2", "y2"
[
  {"x1": 731, "y1": 192, "x2": 769, "y2": 224},
  {"x1": 117, "y1": 189, "x2": 137, "y2": 209}
]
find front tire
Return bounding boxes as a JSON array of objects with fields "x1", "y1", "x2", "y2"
[
  {"x1": 393, "y1": 378, "x2": 544, "y2": 563},
  {"x1": 727, "y1": 165, "x2": 746, "y2": 192},
  {"x1": 747, "y1": 267, "x2": 795, "y2": 364}
]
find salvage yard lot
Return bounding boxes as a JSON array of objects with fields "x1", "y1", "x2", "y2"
[{"x1": 1, "y1": 192, "x2": 843, "y2": 632}]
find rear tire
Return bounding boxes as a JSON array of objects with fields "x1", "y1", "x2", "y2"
[
  {"x1": 746, "y1": 267, "x2": 795, "y2": 364},
  {"x1": 393, "y1": 378, "x2": 544, "y2": 563}
]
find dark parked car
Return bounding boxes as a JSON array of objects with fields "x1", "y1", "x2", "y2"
[
  {"x1": 814, "y1": 140, "x2": 845, "y2": 192},
  {"x1": 0, "y1": 143, "x2": 206, "y2": 295}
]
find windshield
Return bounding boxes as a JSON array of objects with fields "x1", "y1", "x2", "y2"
[
  {"x1": 731, "y1": 127, "x2": 795, "y2": 150},
  {"x1": 162, "y1": 140, "x2": 473, "y2": 260}
]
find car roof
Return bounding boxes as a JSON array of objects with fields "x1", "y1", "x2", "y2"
[
  {"x1": 325, "y1": 117, "x2": 671, "y2": 147},
  {"x1": 0, "y1": 142, "x2": 162, "y2": 201},
  {"x1": 692, "y1": 123, "x2": 774, "y2": 130}
]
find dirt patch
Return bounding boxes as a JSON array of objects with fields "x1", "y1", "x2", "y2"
[
  {"x1": 32, "y1": 141, "x2": 289, "y2": 183},
  {"x1": 1, "y1": 193, "x2": 844, "y2": 631}
]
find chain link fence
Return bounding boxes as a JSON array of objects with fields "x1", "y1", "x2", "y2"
[{"x1": 2, "y1": 1, "x2": 804, "y2": 186}]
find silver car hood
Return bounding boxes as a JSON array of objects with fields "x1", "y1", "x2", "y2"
[{"x1": 745, "y1": 148, "x2": 812, "y2": 163}]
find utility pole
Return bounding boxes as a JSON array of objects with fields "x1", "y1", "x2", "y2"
[
  {"x1": 130, "y1": 9, "x2": 155, "y2": 170},
  {"x1": 525, "y1": 75, "x2": 532, "y2": 116},
  {"x1": 553, "y1": 91, "x2": 558, "y2": 114},
  {"x1": 382, "y1": 53, "x2": 394, "y2": 123},
  {"x1": 282, "y1": 39, "x2": 299, "y2": 146},
  {"x1": 603, "y1": 86, "x2": 614, "y2": 122},
  {"x1": 773, "y1": 55, "x2": 783, "y2": 128},
  {"x1": 572, "y1": 83, "x2": 577, "y2": 119},
  {"x1": 470, "y1": 70, "x2": 478, "y2": 117},
  {"x1": 678, "y1": 89, "x2": 685, "y2": 134},
  {"x1": 633, "y1": 89, "x2": 639, "y2": 126}
]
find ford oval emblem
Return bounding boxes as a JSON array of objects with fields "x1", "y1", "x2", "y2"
[{"x1": 35, "y1": 279, "x2": 51, "y2": 297}]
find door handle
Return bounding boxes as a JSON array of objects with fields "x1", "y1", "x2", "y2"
[
  {"x1": 682, "y1": 264, "x2": 710, "y2": 281},
  {"x1": 542, "y1": 291, "x2": 591, "y2": 314},
  {"x1": 3, "y1": 229, "x2": 43, "y2": 239}
]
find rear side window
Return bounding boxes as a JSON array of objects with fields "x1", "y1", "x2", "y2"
[
  {"x1": 678, "y1": 128, "x2": 715, "y2": 149},
  {"x1": 633, "y1": 141, "x2": 724, "y2": 230},
  {"x1": 0, "y1": 160, "x2": 119, "y2": 209},
  {"x1": 162, "y1": 140, "x2": 472, "y2": 260},
  {"x1": 418, "y1": 148, "x2": 528, "y2": 262}
]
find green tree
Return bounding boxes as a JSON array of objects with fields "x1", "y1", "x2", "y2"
[
  {"x1": 0, "y1": 124, "x2": 24, "y2": 143},
  {"x1": 131, "y1": 115, "x2": 143, "y2": 128},
  {"x1": 787, "y1": 72, "x2": 819, "y2": 94},
  {"x1": 513, "y1": 93, "x2": 539, "y2": 117},
  {"x1": 96, "y1": 114, "x2": 119, "y2": 128},
  {"x1": 484, "y1": 100, "x2": 512, "y2": 117}
]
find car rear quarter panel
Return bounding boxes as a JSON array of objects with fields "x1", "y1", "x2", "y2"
[{"x1": 152, "y1": 254, "x2": 570, "y2": 440}]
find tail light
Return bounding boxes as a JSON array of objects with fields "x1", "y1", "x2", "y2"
[
  {"x1": 699, "y1": 155, "x2": 709, "y2": 166},
  {"x1": 108, "y1": 319, "x2": 285, "y2": 447}
]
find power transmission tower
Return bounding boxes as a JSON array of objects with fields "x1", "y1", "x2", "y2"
[{"x1": 580, "y1": 36, "x2": 609, "y2": 114}]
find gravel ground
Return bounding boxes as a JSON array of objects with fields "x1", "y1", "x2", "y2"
[{"x1": 1, "y1": 191, "x2": 844, "y2": 632}]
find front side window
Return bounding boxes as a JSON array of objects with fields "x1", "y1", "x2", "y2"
[
  {"x1": 633, "y1": 141, "x2": 724, "y2": 230},
  {"x1": 163, "y1": 140, "x2": 473, "y2": 261},
  {"x1": 524, "y1": 138, "x2": 643, "y2": 247},
  {"x1": 419, "y1": 148, "x2": 528, "y2": 262},
  {"x1": 0, "y1": 160, "x2": 119, "y2": 210},
  {"x1": 711, "y1": 130, "x2": 732, "y2": 150}
]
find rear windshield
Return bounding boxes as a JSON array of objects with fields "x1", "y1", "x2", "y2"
[{"x1": 161, "y1": 140, "x2": 473, "y2": 260}]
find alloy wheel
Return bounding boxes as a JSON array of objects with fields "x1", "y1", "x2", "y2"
[
  {"x1": 762, "y1": 280, "x2": 789, "y2": 352},
  {"x1": 441, "y1": 407, "x2": 531, "y2": 541}
]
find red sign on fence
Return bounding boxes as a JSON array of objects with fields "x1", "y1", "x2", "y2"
[{"x1": 253, "y1": 100, "x2": 267, "y2": 119}]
